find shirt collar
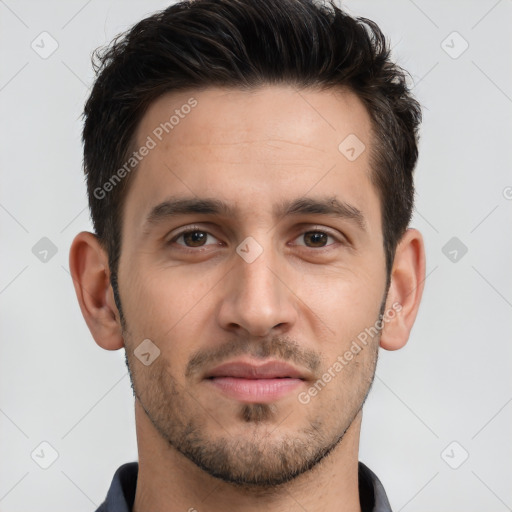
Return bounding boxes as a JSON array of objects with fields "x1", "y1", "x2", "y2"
[{"x1": 96, "y1": 461, "x2": 392, "y2": 512}]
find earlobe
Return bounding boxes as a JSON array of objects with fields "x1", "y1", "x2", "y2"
[
  {"x1": 69, "y1": 231, "x2": 125, "y2": 351},
  {"x1": 379, "y1": 228, "x2": 426, "y2": 351}
]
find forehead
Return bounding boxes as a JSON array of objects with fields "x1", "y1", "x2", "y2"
[
  {"x1": 137, "y1": 85, "x2": 372, "y2": 156},
  {"x1": 123, "y1": 85, "x2": 379, "y2": 236}
]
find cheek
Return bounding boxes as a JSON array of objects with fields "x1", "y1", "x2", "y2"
[
  {"x1": 296, "y1": 265, "x2": 385, "y2": 342},
  {"x1": 122, "y1": 267, "x2": 218, "y2": 365},
  {"x1": 124, "y1": 265, "x2": 211, "y2": 324}
]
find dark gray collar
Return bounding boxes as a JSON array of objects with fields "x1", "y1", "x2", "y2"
[{"x1": 95, "y1": 460, "x2": 393, "y2": 511}]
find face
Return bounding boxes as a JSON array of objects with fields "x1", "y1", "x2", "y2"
[{"x1": 117, "y1": 85, "x2": 388, "y2": 487}]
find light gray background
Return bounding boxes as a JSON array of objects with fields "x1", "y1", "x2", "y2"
[{"x1": 1, "y1": 1, "x2": 511, "y2": 511}]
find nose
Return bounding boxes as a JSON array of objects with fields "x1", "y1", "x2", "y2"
[{"x1": 216, "y1": 244, "x2": 298, "y2": 337}]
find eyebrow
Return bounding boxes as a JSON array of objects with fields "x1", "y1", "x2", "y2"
[{"x1": 142, "y1": 195, "x2": 367, "y2": 234}]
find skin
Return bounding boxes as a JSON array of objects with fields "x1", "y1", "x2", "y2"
[{"x1": 70, "y1": 85, "x2": 425, "y2": 512}]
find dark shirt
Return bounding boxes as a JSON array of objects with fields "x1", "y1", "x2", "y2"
[{"x1": 95, "y1": 461, "x2": 393, "y2": 511}]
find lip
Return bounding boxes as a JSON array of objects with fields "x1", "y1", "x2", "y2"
[
  {"x1": 205, "y1": 360, "x2": 306, "y2": 379},
  {"x1": 204, "y1": 360, "x2": 307, "y2": 403}
]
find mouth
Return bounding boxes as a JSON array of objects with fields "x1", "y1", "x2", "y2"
[{"x1": 204, "y1": 360, "x2": 306, "y2": 403}]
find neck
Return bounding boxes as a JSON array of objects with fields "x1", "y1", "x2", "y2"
[{"x1": 133, "y1": 400, "x2": 363, "y2": 512}]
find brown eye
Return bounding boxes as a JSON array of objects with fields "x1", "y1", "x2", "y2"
[
  {"x1": 171, "y1": 229, "x2": 220, "y2": 248},
  {"x1": 182, "y1": 230, "x2": 208, "y2": 247},
  {"x1": 303, "y1": 231, "x2": 330, "y2": 247},
  {"x1": 294, "y1": 230, "x2": 337, "y2": 248}
]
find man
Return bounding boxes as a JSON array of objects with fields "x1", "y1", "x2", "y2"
[{"x1": 69, "y1": 0, "x2": 425, "y2": 510}]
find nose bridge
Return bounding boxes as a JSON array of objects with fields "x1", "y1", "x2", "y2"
[
  {"x1": 218, "y1": 234, "x2": 296, "y2": 336},
  {"x1": 237, "y1": 244, "x2": 279, "y2": 302}
]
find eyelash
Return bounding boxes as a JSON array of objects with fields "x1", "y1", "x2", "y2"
[{"x1": 167, "y1": 225, "x2": 345, "y2": 253}]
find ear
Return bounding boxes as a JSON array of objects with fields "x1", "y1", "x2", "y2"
[
  {"x1": 69, "y1": 231, "x2": 124, "y2": 350},
  {"x1": 380, "y1": 228, "x2": 426, "y2": 351}
]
